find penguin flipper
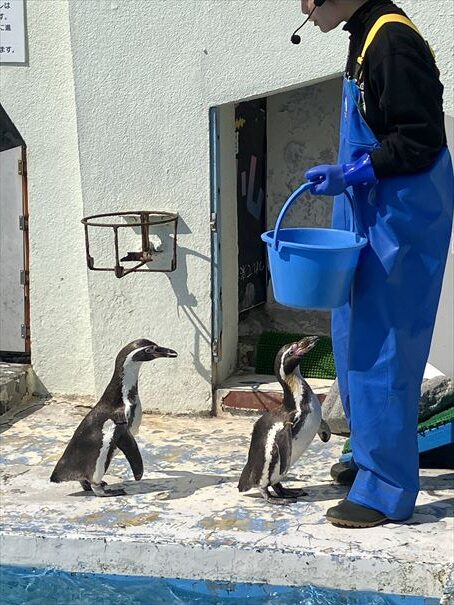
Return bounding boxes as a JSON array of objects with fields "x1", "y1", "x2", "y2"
[
  {"x1": 115, "y1": 425, "x2": 144, "y2": 481},
  {"x1": 238, "y1": 417, "x2": 270, "y2": 491},
  {"x1": 238, "y1": 463, "x2": 253, "y2": 492},
  {"x1": 274, "y1": 425, "x2": 293, "y2": 477}
]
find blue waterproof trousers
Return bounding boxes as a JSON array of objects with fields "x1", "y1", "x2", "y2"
[{"x1": 332, "y1": 76, "x2": 453, "y2": 520}]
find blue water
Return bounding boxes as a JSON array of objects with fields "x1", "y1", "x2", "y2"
[{"x1": 0, "y1": 566, "x2": 439, "y2": 605}]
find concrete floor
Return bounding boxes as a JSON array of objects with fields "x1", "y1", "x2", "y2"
[{"x1": 0, "y1": 398, "x2": 453, "y2": 600}]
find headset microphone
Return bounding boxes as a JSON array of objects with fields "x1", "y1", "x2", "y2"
[{"x1": 290, "y1": 0, "x2": 327, "y2": 44}]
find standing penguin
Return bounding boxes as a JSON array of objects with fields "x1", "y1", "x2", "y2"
[
  {"x1": 238, "y1": 336, "x2": 331, "y2": 505},
  {"x1": 50, "y1": 339, "x2": 177, "y2": 497}
]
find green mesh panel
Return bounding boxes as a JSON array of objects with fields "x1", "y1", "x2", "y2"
[{"x1": 255, "y1": 331, "x2": 336, "y2": 380}]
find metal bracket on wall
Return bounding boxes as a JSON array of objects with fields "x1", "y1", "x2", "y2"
[
  {"x1": 19, "y1": 270, "x2": 29, "y2": 286},
  {"x1": 20, "y1": 324, "x2": 30, "y2": 340},
  {"x1": 210, "y1": 212, "x2": 217, "y2": 233},
  {"x1": 19, "y1": 215, "x2": 28, "y2": 231},
  {"x1": 18, "y1": 158, "x2": 27, "y2": 176},
  {"x1": 81, "y1": 210, "x2": 178, "y2": 278},
  {"x1": 211, "y1": 338, "x2": 220, "y2": 361}
]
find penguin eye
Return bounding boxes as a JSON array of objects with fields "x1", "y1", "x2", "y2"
[{"x1": 145, "y1": 347, "x2": 155, "y2": 354}]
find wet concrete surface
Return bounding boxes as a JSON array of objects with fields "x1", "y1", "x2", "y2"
[{"x1": 0, "y1": 398, "x2": 453, "y2": 598}]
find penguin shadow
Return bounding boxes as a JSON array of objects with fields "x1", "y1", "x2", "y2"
[
  {"x1": 240, "y1": 473, "x2": 454, "y2": 505},
  {"x1": 68, "y1": 470, "x2": 238, "y2": 501},
  {"x1": 246, "y1": 472, "x2": 454, "y2": 506},
  {"x1": 242, "y1": 477, "x2": 349, "y2": 503}
]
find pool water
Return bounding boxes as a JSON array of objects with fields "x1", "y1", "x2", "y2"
[{"x1": 0, "y1": 566, "x2": 439, "y2": 605}]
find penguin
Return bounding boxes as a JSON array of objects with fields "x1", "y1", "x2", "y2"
[
  {"x1": 238, "y1": 336, "x2": 331, "y2": 505},
  {"x1": 50, "y1": 339, "x2": 177, "y2": 497}
]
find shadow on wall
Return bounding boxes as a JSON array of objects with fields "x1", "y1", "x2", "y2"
[{"x1": 166, "y1": 217, "x2": 211, "y2": 383}]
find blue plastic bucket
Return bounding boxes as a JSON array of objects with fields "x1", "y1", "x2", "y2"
[{"x1": 261, "y1": 182, "x2": 368, "y2": 310}]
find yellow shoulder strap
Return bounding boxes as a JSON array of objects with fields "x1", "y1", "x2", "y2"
[{"x1": 357, "y1": 14, "x2": 424, "y2": 66}]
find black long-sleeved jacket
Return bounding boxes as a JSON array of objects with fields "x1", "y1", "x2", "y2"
[{"x1": 344, "y1": 0, "x2": 446, "y2": 178}]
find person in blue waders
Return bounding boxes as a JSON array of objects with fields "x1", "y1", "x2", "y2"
[{"x1": 295, "y1": 0, "x2": 454, "y2": 527}]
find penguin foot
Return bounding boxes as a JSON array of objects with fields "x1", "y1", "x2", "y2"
[
  {"x1": 91, "y1": 483, "x2": 126, "y2": 497},
  {"x1": 272, "y1": 482, "x2": 307, "y2": 499},
  {"x1": 317, "y1": 419, "x2": 331, "y2": 443},
  {"x1": 260, "y1": 487, "x2": 297, "y2": 505},
  {"x1": 80, "y1": 480, "x2": 107, "y2": 492}
]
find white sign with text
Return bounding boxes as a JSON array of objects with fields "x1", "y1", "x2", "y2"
[{"x1": 0, "y1": 0, "x2": 26, "y2": 64}]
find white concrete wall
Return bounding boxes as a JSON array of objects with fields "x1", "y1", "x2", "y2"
[
  {"x1": 67, "y1": 1, "x2": 215, "y2": 411},
  {"x1": 0, "y1": 1, "x2": 95, "y2": 394},
  {"x1": 267, "y1": 78, "x2": 342, "y2": 231},
  {"x1": 1, "y1": 0, "x2": 452, "y2": 410}
]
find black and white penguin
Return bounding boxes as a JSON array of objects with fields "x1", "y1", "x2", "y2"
[
  {"x1": 238, "y1": 336, "x2": 331, "y2": 505},
  {"x1": 50, "y1": 339, "x2": 177, "y2": 497}
]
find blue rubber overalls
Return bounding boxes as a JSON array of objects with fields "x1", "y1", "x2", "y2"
[{"x1": 332, "y1": 15, "x2": 454, "y2": 520}]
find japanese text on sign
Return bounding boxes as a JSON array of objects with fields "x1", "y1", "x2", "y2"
[{"x1": 0, "y1": 0, "x2": 26, "y2": 63}]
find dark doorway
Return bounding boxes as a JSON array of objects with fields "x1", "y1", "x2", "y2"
[{"x1": 235, "y1": 98, "x2": 267, "y2": 314}]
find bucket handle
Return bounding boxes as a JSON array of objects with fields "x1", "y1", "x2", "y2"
[{"x1": 272, "y1": 182, "x2": 355, "y2": 250}]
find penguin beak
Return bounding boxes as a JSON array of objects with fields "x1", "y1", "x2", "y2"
[
  {"x1": 154, "y1": 346, "x2": 178, "y2": 358},
  {"x1": 294, "y1": 336, "x2": 319, "y2": 357}
]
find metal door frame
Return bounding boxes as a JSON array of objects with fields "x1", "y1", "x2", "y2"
[
  {"x1": 209, "y1": 106, "x2": 222, "y2": 387},
  {"x1": 0, "y1": 144, "x2": 30, "y2": 361},
  {"x1": 21, "y1": 145, "x2": 30, "y2": 357}
]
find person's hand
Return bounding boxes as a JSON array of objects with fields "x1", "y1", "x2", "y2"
[
  {"x1": 305, "y1": 164, "x2": 346, "y2": 195},
  {"x1": 305, "y1": 154, "x2": 378, "y2": 196}
]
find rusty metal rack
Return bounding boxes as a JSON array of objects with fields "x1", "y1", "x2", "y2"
[{"x1": 81, "y1": 211, "x2": 178, "y2": 278}]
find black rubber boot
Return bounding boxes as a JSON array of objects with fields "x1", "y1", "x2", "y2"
[
  {"x1": 326, "y1": 499, "x2": 388, "y2": 528},
  {"x1": 330, "y1": 461, "x2": 358, "y2": 485}
]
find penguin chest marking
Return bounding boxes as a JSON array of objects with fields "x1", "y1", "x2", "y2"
[
  {"x1": 290, "y1": 393, "x2": 321, "y2": 466},
  {"x1": 92, "y1": 419, "x2": 116, "y2": 484},
  {"x1": 121, "y1": 364, "x2": 141, "y2": 436},
  {"x1": 283, "y1": 368, "x2": 306, "y2": 419},
  {"x1": 124, "y1": 396, "x2": 142, "y2": 436}
]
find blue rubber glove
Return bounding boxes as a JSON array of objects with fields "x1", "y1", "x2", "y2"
[{"x1": 305, "y1": 153, "x2": 378, "y2": 196}]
